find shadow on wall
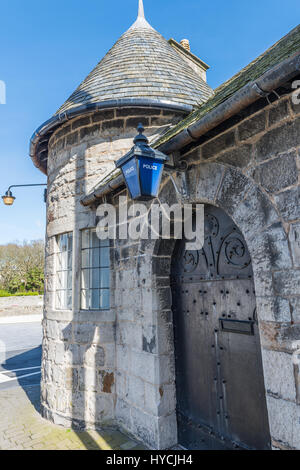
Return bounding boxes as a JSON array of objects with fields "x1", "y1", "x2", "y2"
[{"x1": 62, "y1": 324, "x2": 114, "y2": 450}]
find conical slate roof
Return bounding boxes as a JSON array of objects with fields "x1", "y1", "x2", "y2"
[
  {"x1": 30, "y1": 1, "x2": 213, "y2": 174},
  {"x1": 56, "y1": 1, "x2": 212, "y2": 115}
]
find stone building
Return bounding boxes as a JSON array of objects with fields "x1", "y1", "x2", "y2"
[{"x1": 30, "y1": 0, "x2": 300, "y2": 450}]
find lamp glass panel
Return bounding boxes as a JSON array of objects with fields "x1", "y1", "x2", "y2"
[
  {"x1": 121, "y1": 157, "x2": 141, "y2": 200},
  {"x1": 138, "y1": 156, "x2": 164, "y2": 199},
  {"x1": 3, "y1": 196, "x2": 15, "y2": 205}
]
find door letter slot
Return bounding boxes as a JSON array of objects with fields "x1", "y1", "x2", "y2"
[{"x1": 219, "y1": 319, "x2": 254, "y2": 336}]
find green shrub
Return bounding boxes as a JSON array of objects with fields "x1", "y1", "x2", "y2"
[
  {"x1": 0, "y1": 290, "x2": 12, "y2": 297},
  {"x1": 7, "y1": 277, "x2": 24, "y2": 294},
  {"x1": 14, "y1": 291, "x2": 41, "y2": 297},
  {"x1": 0, "y1": 290, "x2": 41, "y2": 297},
  {"x1": 25, "y1": 267, "x2": 44, "y2": 294}
]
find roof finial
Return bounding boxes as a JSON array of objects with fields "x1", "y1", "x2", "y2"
[
  {"x1": 138, "y1": 0, "x2": 145, "y2": 19},
  {"x1": 129, "y1": 0, "x2": 153, "y2": 31}
]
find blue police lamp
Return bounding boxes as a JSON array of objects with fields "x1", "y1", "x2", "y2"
[{"x1": 115, "y1": 124, "x2": 168, "y2": 201}]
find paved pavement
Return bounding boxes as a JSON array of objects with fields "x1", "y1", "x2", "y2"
[
  {"x1": 0, "y1": 385, "x2": 145, "y2": 450},
  {"x1": 0, "y1": 318, "x2": 145, "y2": 450}
]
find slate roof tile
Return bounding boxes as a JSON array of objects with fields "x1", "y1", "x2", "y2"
[{"x1": 55, "y1": 9, "x2": 213, "y2": 115}]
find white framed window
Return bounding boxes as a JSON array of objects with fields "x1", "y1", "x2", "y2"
[
  {"x1": 55, "y1": 233, "x2": 73, "y2": 310},
  {"x1": 81, "y1": 229, "x2": 110, "y2": 311}
]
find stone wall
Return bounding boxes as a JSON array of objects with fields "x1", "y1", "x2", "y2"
[
  {"x1": 113, "y1": 233, "x2": 178, "y2": 449},
  {"x1": 0, "y1": 296, "x2": 43, "y2": 317},
  {"x1": 41, "y1": 107, "x2": 185, "y2": 434},
  {"x1": 107, "y1": 190, "x2": 178, "y2": 448}
]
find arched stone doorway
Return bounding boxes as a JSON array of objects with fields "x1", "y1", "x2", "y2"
[{"x1": 171, "y1": 204, "x2": 271, "y2": 450}]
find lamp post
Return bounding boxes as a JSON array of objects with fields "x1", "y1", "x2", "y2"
[{"x1": 2, "y1": 184, "x2": 47, "y2": 206}]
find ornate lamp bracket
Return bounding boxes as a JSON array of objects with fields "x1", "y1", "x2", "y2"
[{"x1": 164, "y1": 159, "x2": 189, "y2": 203}]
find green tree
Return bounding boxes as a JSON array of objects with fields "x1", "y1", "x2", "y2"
[
  {"x1": 0, "y1": 240, "x2": 45, "y2": 294},
  {"x1": 25, "y1": 266, "x2": 44, "y2": 294}
]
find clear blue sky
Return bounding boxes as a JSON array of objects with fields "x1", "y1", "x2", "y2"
[{"x1": 0, "y1": 0, "x2": 299, "y2": 245}]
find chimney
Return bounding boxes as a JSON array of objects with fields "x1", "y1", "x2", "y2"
[{"x1": 180, "y1": 39, "x2": 190, "y2": 52}]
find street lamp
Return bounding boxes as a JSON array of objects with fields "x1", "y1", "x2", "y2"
[
  {"x1": 2, "y1": 184, "x2": 47, "y2": 206},
  {"x1": 115, "y1": 123, "x2": 168, "y2": 201},
  {"x1": 2, "y1": 190, "x2": 16, "y2": 206}
]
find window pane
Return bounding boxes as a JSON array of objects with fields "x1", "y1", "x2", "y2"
[
  {"x1": 82, "y1": 230, "x2": 90, "y2": 249},
  {"x1": 56, "y1": 233, "x2": 73, "y2": 311},
  {"x1": 63, "y1": 291, "x2": 68, "y2": 310},
  {"x1": 90, "y1": 248, "x2": 100, "y2": 268},
  {"x1": 100, "y1": 289, "x2": 110, "y2": 310},
  {"x1": 57, "y1": 271, "x2": 66, "y2": 289},
  {"x1": 67, "y1": 234, "x2": 73, "y2": 252},
  {"x1": 91, "y1": 289, "x2": 100, "y2": 310},
  {"x1": 81, "y1": 289, "x2": 89, "y2": 310},
  {"x1": 80, "y1": 229, "x2": 110, "y2": 311},
  {"x1": 81, "y1": 249, "x2": 89, "y2": 269},
  {"x1": 56, "y1": 252, "x2": 63, "y2": 270},
  {"x1": 91, "y1": 268, "x2": 100, "y2": 289},
  {"x1": 81, "y1": 269, "x2": 89, "y2": 290},
  {"x1": 60, "y1": 234, "x2": 68, "y2": 252},
  {"x1": 57, "y1": 235, "x2": 62, "y2": 252},
  {"x1": 60, "y1": 251, "x2": 68, "y2": 270},
  {"x1": 100, "y1": 238, "x2": 110, "y2": 248},
  {"x1": 67, "y1": 290, "x2": 72, "y2": 310},
  {"x1": 100, "y1": 268, "x2": 110, "y2": 289},
  {"x1": 67, "y1": 271, "x2": 73, "y2": 290},
  {"x1": 67, "y1": 250, "x2": 72, "y2": 270},
  {"x1": 100, "y1": 247, "x2": 110, "y2": 267},
  {"x1": 56, "y1": 289, "x2": 63, "y2": 305},
  {"x1": 92, "y1": 231, "x2": 100, "y2": 249}
]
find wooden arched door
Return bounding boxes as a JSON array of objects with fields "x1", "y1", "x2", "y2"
[{"x1": 171, "y1": 204, "x2": 271, "y2": 450}]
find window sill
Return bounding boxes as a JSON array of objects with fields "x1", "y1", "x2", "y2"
[{"x1": 45, "y1": 309, "x2": 115, "y2": 322}]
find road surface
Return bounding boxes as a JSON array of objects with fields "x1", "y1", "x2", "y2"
[{"x1": 0, "y1": 320, "x2": 42, "y2": 391}]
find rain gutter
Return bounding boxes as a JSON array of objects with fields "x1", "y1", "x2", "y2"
[{"x1": 29, "y1": 99, "x2": 194, "y2": 175}]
